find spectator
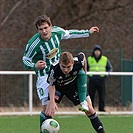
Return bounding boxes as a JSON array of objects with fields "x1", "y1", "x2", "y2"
[{"x1": 87, "y1": 45, "x2": 113, "y2": 111}]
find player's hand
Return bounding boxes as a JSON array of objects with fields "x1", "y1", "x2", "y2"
[
  {"x1": 45, "y1": 101, "x2": 58, "y2": 117},
  {"x1": 89, "y1": 26, "x2": 99, "y2": 34},
  {"x1": 35, "y1": 60, "x2": 46, "y2": 70}
]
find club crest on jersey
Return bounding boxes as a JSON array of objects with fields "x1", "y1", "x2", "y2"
[
  {"x1": 73, "y1": 71, "x2": 78, "y2": 75},
  {"x1": 46, "y1": 48, "x2": 58, "y2": 59}
]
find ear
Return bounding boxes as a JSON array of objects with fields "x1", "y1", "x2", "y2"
[{"x1": 72, "y1": 60, "x2": 74, "y2": 65}]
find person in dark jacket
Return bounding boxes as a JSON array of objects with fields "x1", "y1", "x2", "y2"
[{"x1": 87, "y1": 45, "x2": 113, "y2": 111}]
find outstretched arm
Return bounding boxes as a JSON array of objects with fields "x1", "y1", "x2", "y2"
[
  {"x1": 45, "y1": 85, "x2": 58, "y2": 117},
  {"x1": 62, "y1": 26, "x2": 99, "y2": 39}
]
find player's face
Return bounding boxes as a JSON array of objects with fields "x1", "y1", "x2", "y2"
[
  {"x1": 60, "y1": 62, "x2": 74, "y2": 75},
  {"x1": 37, "y1": 22, "x2": 52, "y2": 40}
]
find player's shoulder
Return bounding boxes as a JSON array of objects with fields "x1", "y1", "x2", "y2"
[
  {"x1": 52, "y1": 26, "x2": 66, "y2": 33},
  {"x1": 51, "y1": 60, "x2": 59, "y2": 70},
  {"x1": 74, "y1": 52, "x2": 84, "y2": 61},
  {"x1": 74, "y1": 52, "x2": 85, "y2": 58},
  {"x1": 52, "y1": 60, "x2": 59, "y2": 66},
  {"x1": 28, "y1": 33, "x2": 40, "y2": 44}
]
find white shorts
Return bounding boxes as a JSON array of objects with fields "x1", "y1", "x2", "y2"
[{"x1": 36, "y1": 75, "x2": 49, "y2": 105}]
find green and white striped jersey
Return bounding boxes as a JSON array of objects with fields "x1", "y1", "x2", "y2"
[{"x1": 22, "y1": 26, "x2": 90, "y2": 77}]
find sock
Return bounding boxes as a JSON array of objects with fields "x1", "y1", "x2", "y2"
[
  {"x1": 40, "y1": 111, "x2": 52, "y2": 133},
  {"x1": 77, "y1": 69, "x2": 87, "y2": 103},
  {"x1": 88, "y1": 113, "x2": 105, "y2": 133}
]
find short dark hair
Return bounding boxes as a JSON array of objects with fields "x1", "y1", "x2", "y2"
[
  {"x1": 34, "y1": 15, "x2": 52, "y2": 29},
  {"x1": 59, "y1": 52, "x2": 74, "y2": 65}
]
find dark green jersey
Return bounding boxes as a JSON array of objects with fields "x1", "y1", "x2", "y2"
[{"x1": 22, "y1": 26, "x2": 90, "y2": 77}]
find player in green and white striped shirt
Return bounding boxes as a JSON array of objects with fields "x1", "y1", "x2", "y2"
[{"x1": 22, "y1": 15, "x2": 99, "y2": 133}]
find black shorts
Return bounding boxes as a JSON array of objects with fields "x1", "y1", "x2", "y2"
[{"x1": 55, "y1": 83, "x2": 80, "y2": 106}]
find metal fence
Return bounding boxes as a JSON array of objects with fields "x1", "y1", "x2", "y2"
[{"x1": 0, "y1": 48, "x2": 132, "y2": 112}]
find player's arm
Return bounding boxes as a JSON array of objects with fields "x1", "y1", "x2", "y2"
[
  {"x1": 45, "y1": 66, "x2": 58, "y2": 116},
  {"x1": 49, "y1": 85, "x2": 56, "y2": 102},
  {"x1": 22, "y1": 43, "x2": 46, "y2": 70},
  {"x1": 35, "y1": 60, "x2": 46, "y2": 70},
  {"x1": 22, "y1": 56, "x2": 36, "y2": 70},
  {"x1": 79, "y1": 52, "x2": 87, "y2": 73},
  {"x1": 22, "y1": 43, "x2": 36, "y2": 70},
  {"x1": 23, "y1": 56, "x2": 46, "y2": 70},
  {"x1": 82, "y1": 53, "x2": 87, "y2": 73},
  {"x1": 61, "y1": 26, "x2": 99, "y2": 39},
  {"x1": 45, "y1": 85, "x2": 58, "y2": 117}
]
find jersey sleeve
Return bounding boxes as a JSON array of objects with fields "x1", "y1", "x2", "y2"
[
  {"x1": 22, "y1": 44, "x2": 36, "y2": 70},
  {"x1": 52, "y1": 26, "x2": 90, "y2": 40},
  {"x1": 62, "y1": 29, "x2": 90, "y2": 39},
  {"x1": 22, "y1": 33, "x2": 40, "y2": 70}
]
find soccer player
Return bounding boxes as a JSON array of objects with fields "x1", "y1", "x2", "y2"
[
  {"x1": 22, "y1": 15, "x2": 99, "y2": 132},
  {"x1": 45, "y1": 52, "x2": 105, "y2": 133}
]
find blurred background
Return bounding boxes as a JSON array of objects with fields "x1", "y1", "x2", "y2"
[{"x1": 0, "y1": 0, "x2": 133, "y2": 112}]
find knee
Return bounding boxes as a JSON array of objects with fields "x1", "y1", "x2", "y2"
[{"x1": 88, "y1": 106, "x2": 95, "y2": 115}]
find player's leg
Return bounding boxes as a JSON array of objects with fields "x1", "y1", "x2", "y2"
[
  {"x1": 65, "y1": 84, "x2": 88, "y2": 112},
  {"x1": 77, "y1": 69, "x2": 88, "y2": 112},
  {"x1": 86, "y1": 96, "x2": 105, "y2": 133},
  {"x1": 40, "y1": 99, "x2": 52, "y2": 133},
  {"x1": 36, "y1": 76, "x2": 51, "y2": 133},
  {"x1": 66, "y1": 90, "x2": 105, "y2": 133},
  {"x1": 77, "y1": 69, "x2": 87, "y2": 102}
]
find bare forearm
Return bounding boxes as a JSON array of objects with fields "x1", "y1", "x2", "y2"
[{"x1": 49, "y1": 86, "x2": 55, "y2": 102}]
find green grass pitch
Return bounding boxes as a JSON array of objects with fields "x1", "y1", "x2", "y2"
[{"x1": 0, "y1": 114, "x2": 133, "y2": 133}]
